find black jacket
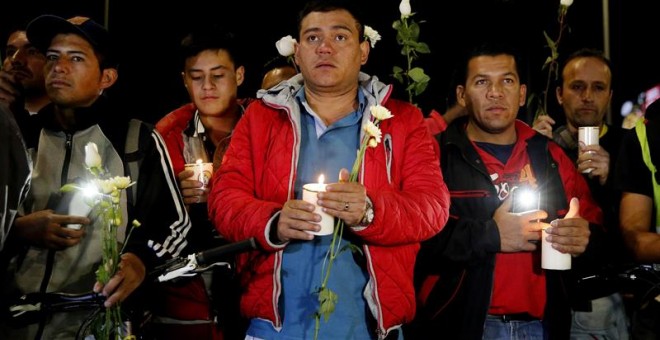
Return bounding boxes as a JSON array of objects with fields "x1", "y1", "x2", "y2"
[{"x1": 407, "y1": 118, "x2": 604, "y2": 340}]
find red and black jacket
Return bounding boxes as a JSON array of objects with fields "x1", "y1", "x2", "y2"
[{"x1": 409, "y1": 117, "x2": 604, "y2": 340}]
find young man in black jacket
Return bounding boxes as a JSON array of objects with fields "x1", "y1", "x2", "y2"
[{"x1": 1, "y1": 15, "x2": 190, "y2": 339}]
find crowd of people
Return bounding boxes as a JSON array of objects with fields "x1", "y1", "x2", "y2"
[{"x1": 0, "y1": 0, "x2": 659, "y2": 339}]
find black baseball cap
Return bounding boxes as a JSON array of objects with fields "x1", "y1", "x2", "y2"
[{"x1": 26, "y1": 15, "x2": 117, "y2": 68}]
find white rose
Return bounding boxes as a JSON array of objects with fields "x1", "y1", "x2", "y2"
[
  {"x1": 399, "y1": 0, "x2": 411, "y2": 18},
  {"x1": 275, "y1": 35, "x2": 297, "y2": 57},
  {"x1": 364, "y1": 26, "x2": 381, "y2": 48},
  {"x1": 84, "y1": 142, "x2": 102, "y2": 169},
  {"x1": 370, "y1": 105, "x2": 393, "y2": 121},
  {"x1": 560, "y1": 0, "x2": 573, "y2": 7}
]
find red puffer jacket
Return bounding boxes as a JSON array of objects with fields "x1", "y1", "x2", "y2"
[
  {"x1": 153, "y1": 100, "x2": 251, "y2": 339},
  {"x1": 208, "y1": 74, "x2": 450, "y2": 338}
]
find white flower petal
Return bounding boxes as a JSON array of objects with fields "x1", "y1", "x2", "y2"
[
  {"x1": 111, "y1": 176, "x2": 132, "y2": 190},
  {"x1": 275, "y1": 35, "x2": 297, "y2": 57},
  {"x1": 364, "y1": 26, "x2": 381, "y2": 48},
  {"x1": 363, "y1": 121, "x2": 382, "y2": 144},
  {"x1": 94, "y1": 179, "x2": 115, "y2": 194},
  {"x1": 399, "y1": 0, "x2": 411, "y2": 18},
  {"x1": 84, "y1": 142, "x2": 102, "y2": 169},
  {"x1": 370, "y1": 105, "x2": 393, "y2": 121},
  {"x1": 560, "y1": 0, "x2": 573, "y2": 7}
]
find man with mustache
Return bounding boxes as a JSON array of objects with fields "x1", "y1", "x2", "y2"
[
  {"x1": 208, "y1": 1, "x2": 449, "y2": 338},
  {"x1": 411, "y1": 42, "x2": 601, "y2": 339}
]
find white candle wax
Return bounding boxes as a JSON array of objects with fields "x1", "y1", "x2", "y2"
[
  {"x1": 302, "y1": 183, "x2": 334, "y2": 236},
  {"x1": 542, "y1": 228, "x2": 571, "y2": 270},
  {"x1": 578, "y1": 126, "x2": 599, "y2": 174}
]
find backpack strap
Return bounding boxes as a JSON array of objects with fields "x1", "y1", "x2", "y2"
[
  {"x1": 635, "y1": 118, "x2": 660, "y2": 231},
  {"x1": 125, "y1": 119, "x2": 143, "y2": 206}
]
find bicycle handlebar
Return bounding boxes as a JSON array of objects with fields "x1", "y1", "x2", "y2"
[
  {"x1": 8, "y1": 291, "x2": 105, "y2": 327},
  {"x1": 152, "y1": 237, "x2": 258, "y2": 282},
  {"x1": 197, "y1": 237, "x2": 257, "y2": 266},
  {"x1": 7, "y1": 238, "x2": 260, "y2": 325}
]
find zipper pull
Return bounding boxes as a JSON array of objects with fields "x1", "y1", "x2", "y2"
[{"x1": 65, "y1": 133, "x2": 73, "y2": 149}]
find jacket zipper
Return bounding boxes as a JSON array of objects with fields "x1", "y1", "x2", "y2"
[
  {"x1": 39, "y1": 132, "x2": 73, "y2": 292},
  {"x1": 36, "y1": 133, "x2": 74, "y2": 338}
]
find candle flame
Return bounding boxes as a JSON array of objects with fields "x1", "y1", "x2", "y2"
[{"x1": 318, "y1": 174, "x2": 325, "y2": 185}]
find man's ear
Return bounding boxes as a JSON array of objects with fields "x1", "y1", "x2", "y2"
[
  {"x1": 555, "y1": 86, "x2": 564, "y2": 105},
  {"x1": 100, "y1": 68, "x2": 118, "y2": 90},
  {"x1": 456, "y1": 86, "x2": 466, "y2": 107},
  {"x1": 360, "y1": 40, "x2": 370, "y2": 65},
  {"x1": 519, "y1": 84, "x2": 527, "y2": 107},
  {"x1": 235, "y1": 66, "x2": 245, "y2": 86}
]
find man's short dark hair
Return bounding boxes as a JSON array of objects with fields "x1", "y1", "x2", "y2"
[
  {"x1": 456, "y1": 41, "x2": 525, "y2": 87},
  {"x1": 179, "y1": 25, "x2": 243, "y2": 71},
  {"x1": 297, "y1": 0, "x2": 366, "y2": 43}
]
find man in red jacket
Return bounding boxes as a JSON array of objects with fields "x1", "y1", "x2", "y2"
[
  {"x1": 154, "y1": 24, "x2": 252, "y2": 340},
  {"x1": 208, "y1": 1, "x2": 449, "y2": 339}
]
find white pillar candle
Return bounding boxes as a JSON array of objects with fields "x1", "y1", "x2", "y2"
[
  {"x1": 542, "y1": 228, "x2": 571, "y2": 270},
  {"x1": 578, "y1": 126, "x2": 599, "y2": 173},
  {"x1": 302, "y1": 175, "x2": 334, "y2": 236}
]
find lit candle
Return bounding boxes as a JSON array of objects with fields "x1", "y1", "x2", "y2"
[
  {"x1": 302, "y1": 174, "x2": 334, "y2": 236},
  {"x1": 184, "y1": 158, "x2": 214, "y2": 202}
]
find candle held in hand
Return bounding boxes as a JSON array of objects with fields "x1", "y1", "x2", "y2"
[
  {"x1": 302, "y1": 175, "x2": 334, "y2": 236},
  {"x1": 542, "y1": 227, "x2": 571, "y2": 270},
  {"x1": 184, "y1": 159, "x2": 213, "y2": 203}
]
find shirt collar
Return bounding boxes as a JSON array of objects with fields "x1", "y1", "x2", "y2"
[{"x1": 296, "y1": 87, "x2": 366, "y2": 136}]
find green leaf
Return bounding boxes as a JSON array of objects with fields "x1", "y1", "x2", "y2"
[
  {"x1": 317, "y1": 287, "x2": 338, "y2": 322},
  {"x1": 395, "y1": 30, "x2": 405, "y2": 44},
  {"x1": 543, "y1": 31, "x2": 556, "y2": 51},
  {"x1": 414, "y1": 82, "x2": 429, "y2": 96},
  {"x1": 542, "y1": 56, "x2": 552, "y2": 70},
  {"x1": 415, "y1": 42, "x2": 431, "y2": 54},
  {"x1": 346, "y1": 243, "x2": 364, "y2": 256},
  {"x1": 393, "y1": 74, "x2": 404, "y2": 84},
  {"x1": 408, "y1": 67, "x2": 430, "y2": 82},
  {"x1": 60, "y1": 183, "x2": 79, "y2": 193},
  {"x1": 409, "y1": 22, "x2": 421, "y2": 40}
]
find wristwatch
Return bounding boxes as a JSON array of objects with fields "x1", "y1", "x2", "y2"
[{"x1": 358, "y1": 197, "x2": 374, "y2": 226}]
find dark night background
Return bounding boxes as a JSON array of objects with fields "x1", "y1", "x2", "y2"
[{"x1": 3, "y1": 0, "x2": 659, "y2": 128}]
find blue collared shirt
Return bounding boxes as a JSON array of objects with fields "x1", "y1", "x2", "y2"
[{"x1": 247, "y1": 89, "x2": 373, "y2": 339}]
